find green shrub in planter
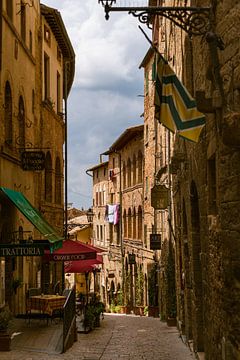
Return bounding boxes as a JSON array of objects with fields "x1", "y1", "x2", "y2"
[
  {"x1": 0, "y1": 305, "x2": 12, "y2": 331},
  {"x1": 144, "y1": 306, "x2": 148, "y2": 316}
]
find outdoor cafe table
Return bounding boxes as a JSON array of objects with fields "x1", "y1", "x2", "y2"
[{"x1": 27, "y1": 294, "x2": 66, "y2": 318}]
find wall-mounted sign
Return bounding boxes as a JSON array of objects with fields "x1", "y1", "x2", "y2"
[
  {"x1": 128, "y1": 253, "x2": 136, "y2": 265},
  {"x1": 151, "y1": 184, "x2": 169, "y2": 210},
  {"x1": 0, "y1": 244, "x2": 44, "y2": 256},
  {"x1": 150, "y1": 234, "x2": 161, "y2": 250},
  {"x1": 21, "y1": 151, "x2": 45, "y2": 171},
  {"x1": 51, "y1": 253, "x2": 95, "y2": 261}
]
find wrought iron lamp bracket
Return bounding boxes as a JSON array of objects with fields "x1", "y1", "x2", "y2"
[{"x1": 98, "y1": 1, "x2": 212, "y2": 37}]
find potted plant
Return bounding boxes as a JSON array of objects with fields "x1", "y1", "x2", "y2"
[
  {"x1": 83, "y1": 305, "x2": 95, "y2": 332},
  {"x1": 93, "y1": 301, "x2": 105, "y2": 327},
  {"x1": 0, "y1": 305, "x2": 13, "y2": 351},
  {"x1": 148, "y1": 266, "x2": 159, "y2": 318}
]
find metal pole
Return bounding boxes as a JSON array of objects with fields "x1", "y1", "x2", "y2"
[
  {"x1": 167, "y1": 131, "x2": 172, "y2": 244},
  {"x1": 85, "y1": 272, "x2": 89, "y2": 304},
  {"x1": 62, "y1": 61, "x2": 68, "y2": 293},
  {"x1": 64, "y1": 61, "x2": 68, "y2": 239}
]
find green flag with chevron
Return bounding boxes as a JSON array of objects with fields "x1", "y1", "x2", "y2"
[{"x1": 154, "y1": 55, "x2": 205, "y2": 142}]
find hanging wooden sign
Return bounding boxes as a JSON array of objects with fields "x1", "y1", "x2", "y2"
[
  {"x1": 151, "y1": 184, "x2": 169, "y2": 209},
  {"x1": 150, "y1": 234, "x2": 161, "y2": 250}
]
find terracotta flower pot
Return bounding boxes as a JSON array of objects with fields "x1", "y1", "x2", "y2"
[
  {"x1": 0, "y1": 331, "x2": 11, "y2": 351},
  {"x1": 167, "y1": 317, "x2": 177, "y2": 327}
]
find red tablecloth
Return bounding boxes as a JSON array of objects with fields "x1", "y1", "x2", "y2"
[{"x1": 27, "y1": 295, "x2": 66, "y2": 316}]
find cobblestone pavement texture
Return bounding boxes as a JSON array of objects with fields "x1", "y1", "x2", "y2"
[{"x1": 1, "y1": 314, "x2": 194, "y2": 360}]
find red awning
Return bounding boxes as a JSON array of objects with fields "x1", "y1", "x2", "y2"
[
  {"x1": 44, "y1": 239, "x2": 97, "y2": 261},
  {"x1": 64, "y1": 254, "x2": 103, "y2": 273},
  {"x1": 83, "y1": 243, "x2": 104, "y2": 253}
]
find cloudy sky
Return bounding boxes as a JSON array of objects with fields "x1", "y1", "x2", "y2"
[{"x1": 43, "y1": 0, "x2": 150, "y2": 209}]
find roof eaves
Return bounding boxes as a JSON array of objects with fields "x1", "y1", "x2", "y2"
[
  {"x1": 40, "y1": 4, "x2": 75, "y2": 95},
  {"x1": 108, "y1": 125, "x2": 144, "y2": 151},
  {"x1": 86, "y1": 161, "x2": 109, "y2": 172},
  {"x1": 139, "y1": 46, "x2": 155, "y2": 69}
]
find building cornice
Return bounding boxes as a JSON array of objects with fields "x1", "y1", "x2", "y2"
[
  {"x1": 103, "y1": 125, "x2": 144, "y2": 154},
  {"x1": 40, "y1": 4, "x2": 75, "y2": 96}
]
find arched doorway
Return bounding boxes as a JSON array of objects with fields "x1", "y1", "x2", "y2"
[
  {"x1": 182, "y1": 198, "x2": 193, "y2": 342},
  {"x1": 190, "y1": 181, "x2": 204, "y2": 352},
  {"x1": 109, "y1": 280, "x2": 115, "y2": 306}
]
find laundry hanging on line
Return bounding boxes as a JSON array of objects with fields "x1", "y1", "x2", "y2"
[{"x1": 105, "y1": 204, "x2": 120, "y2": 225}]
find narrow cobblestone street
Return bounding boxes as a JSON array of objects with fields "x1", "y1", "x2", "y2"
[{"x1": 1, "y1": 314, "x2": 193, "y2": 360}]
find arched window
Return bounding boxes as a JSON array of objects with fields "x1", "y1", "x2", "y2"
[
  {"x1": 133, "y1": 207, "x2": 136, "y2": 239},
  {"x1": 122, "y1": 162, "x2": 126, "y2": 189},
  {"x1": 123, "y1": 209, "x2": 127, "y2": 238},
  {"x1": 18, "y1": 226, "x2": 23, "y2": 241},
  {"x1": 127, "y1": 158, "x2": 131, "y2": 188},
  {"x1": 137, "y1": 206, "x2": 142, "y2": 240},
  {"x1": 128, "y1": 208, "x2": 132, "y2": 239},
  {"x1": 4, "y1": 82, "x2": 13, "y2": 145},
  {"x1": 132, "y1": 154, "x2": 136, "y2": 186},
  {"x1": 138, "y1": 151, "x2": 143, "y2": 184},
  {"x1": 20, "y1": 1, "x2": 26, "y2": 41},
  {"x1": 99, "y1": 185, "x2": 102, "y2": 206},
  {"x1": 102, "y1": 184, "x2": 106, "y2": 205},
  {"x1": 45, "y1": 152, "x2": 52, "y2": 202},
  {"x1": 18, "y1": 96, "x2": 25, "y2": 148},
  {"x1": 95, "y1": 186, "x2": 99, "y2": 206},
  {"x1": 55, "y1": 157, "x2": 61, "y2": 204}
]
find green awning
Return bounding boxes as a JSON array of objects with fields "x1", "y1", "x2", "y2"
[{"x1": 1, "y1": 187, "x2": 63, "y2": 252}]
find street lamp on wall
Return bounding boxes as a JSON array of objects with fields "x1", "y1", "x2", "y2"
[{"x1": 98, "y1": 0, "x2": 212, "y2": 37}]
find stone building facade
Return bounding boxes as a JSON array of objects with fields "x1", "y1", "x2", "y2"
[
  {"x1": 144, "y1": 0, "x2": 240, "y2": 359},
  {"x1": 86, "y1": 161, "x2": 110, "y2": 304},
  {"x1": 89, "y1": 126, "x2": 156, "y2": 310},
  {"x1": 140, "y1": 46, "x2": 174, "y2": 316},
  {"x1": 0, "y1": 1, "x2": 74, "y2": 314}
]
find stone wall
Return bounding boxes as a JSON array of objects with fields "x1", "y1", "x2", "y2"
[{"x1": 169, "y1": 0, "x2": 240, "y2": 359}]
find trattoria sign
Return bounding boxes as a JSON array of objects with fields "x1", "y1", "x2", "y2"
[{"x1": 0, "y1": 244, "x2": 44, "y2": 256}]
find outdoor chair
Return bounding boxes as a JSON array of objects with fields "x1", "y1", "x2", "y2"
[
  {"x1": 26, "y1": 287, "x2": 49, "y2": 324},
  {"x1": 53, "y1": 281, "x2": 60, "y2": 295},
  {"x1": 62, "y1": 288, "x2": 71, "y2": 298},
  {"x1": 51, "y1": 287, "x2": 69, "y2": 323},
  {"x1": 27, "y1": 287, "x2": 41, "y2": 297}
]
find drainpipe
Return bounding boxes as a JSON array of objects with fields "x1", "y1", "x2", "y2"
[{"x1": 62, "y1": 60, "x2": 69, "y2": 293}]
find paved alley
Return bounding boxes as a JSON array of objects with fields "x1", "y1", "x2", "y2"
[{"x1": 1, "y1": 314, "x2": 193, "y2": 360}]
